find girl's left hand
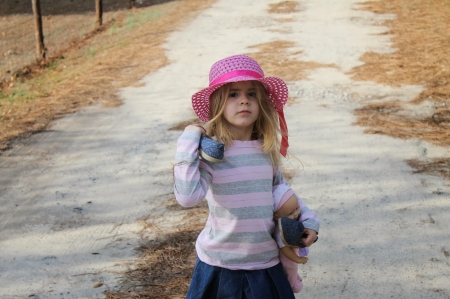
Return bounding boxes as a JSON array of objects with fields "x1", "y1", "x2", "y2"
[{"x1": 301, "y1": 229, "x2": 318, "y2": 247}]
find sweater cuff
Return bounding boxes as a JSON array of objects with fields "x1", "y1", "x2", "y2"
[{"x1": 302, "y1": 218, "x2": 320, "y2": 233}]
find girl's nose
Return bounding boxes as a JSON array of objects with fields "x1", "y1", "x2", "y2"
[{"x1": 240, "y1": 94, "x2": 250, "y2": 105}]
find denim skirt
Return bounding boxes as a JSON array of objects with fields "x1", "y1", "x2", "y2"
[{"x1": 186, "y1": 259, "x2": 295, "y2": 299}]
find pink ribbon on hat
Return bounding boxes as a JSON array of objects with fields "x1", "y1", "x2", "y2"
[
  {"x1": 279, "y1": 110, "x2": 289, "y2": 157},
  {"x1": 209, "y1": 69, "x2": 289, "y2": 157},
  {"x1": 209, "y1": 70, "x2": 263, "y2": 86}
]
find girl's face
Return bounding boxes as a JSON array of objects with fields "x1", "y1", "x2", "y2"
[{"x1": 223, "y1": 81, "x2": 260, "y2": 139}]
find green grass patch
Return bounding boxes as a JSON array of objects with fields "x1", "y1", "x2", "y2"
[
  {"x1": 47, "y1": 61, "x2": 58, "y2": 71},
  {"x1": 88, "y1": 47, "x2": 97, "y2": 57},
  {"x1": 9, "y1": 84, "x2": 34, "y2": 101},
  {"x1": 109, "y1": 22, "x2": 119, "y2": 35},
  {"x1": 140, "y1": 10, "x2": 161, "y2": 22},
  {"x1": 125, "y1": 12, "x2": 138, "y2": 29}
]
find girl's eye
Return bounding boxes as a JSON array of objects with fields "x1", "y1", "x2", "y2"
[
  {"x1": 229, "y1": 92, "x2": 238, "y2": 98},
  {"x1": 248, "y1": 92, "x2": 256, "y2": 97}
]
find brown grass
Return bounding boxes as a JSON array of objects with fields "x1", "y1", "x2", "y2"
[
  {"x1": 0, "y1": 2, "x2": 130, "y2": 83},
  {"x1": 247, "y1": 41, "x2": 337, "y2": 106},
  {"x1": 350, "y1": 0, "x2": 450, "y2": 146},
  {"x1": 350, "y1": 0, "x2": 450, "y2": 180},
  {"x1": 105, "y1": 198, "x2": 208, "y2": 299},
  {"x1": 268, "y1": 1, "x2": 300, "y2": 14},
  {"x1": 105, "y1": 232, "x2": 196, "y2": 299},
  {"x1": 0, "y1": 0, "x2": 215, "y2": 151},
  {"x1": 354, "y1": 101, "x2": 450, "y2": 145},
  {"x1": 406, "y1": 158, "x2": 450, "y2": 180},
  {"x1": 248, "y1": 41, "x2": 337, "y2": 83}
]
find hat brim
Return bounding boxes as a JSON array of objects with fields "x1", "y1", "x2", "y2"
[{"x1": 192, "y1": 76, "x2": 288, "y2": 122}]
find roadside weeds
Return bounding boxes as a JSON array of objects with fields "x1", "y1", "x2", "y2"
[{"x1": 0, "y1": 0, "x2": 215, "y2": 151}]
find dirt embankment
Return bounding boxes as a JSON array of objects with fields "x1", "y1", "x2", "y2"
[{"x1": 0, "y1": 0, "x2": 215, "y2": 151}]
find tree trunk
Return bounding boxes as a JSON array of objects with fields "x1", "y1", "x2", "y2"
[
  {"x1": 31, "y1": 0, "x2": 45, "y2": 61},
  {"x1": 95, "y1": 0, "x2": 103, "y2": 28}
]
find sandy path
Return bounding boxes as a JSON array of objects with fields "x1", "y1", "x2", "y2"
[{"x1": 1, "y1": 0, "x2": 449, "y2": 298}]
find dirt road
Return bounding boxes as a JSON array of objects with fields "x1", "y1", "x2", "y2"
[{"x1": 1, "y1": 0, "x2": 449, "y2": 298}]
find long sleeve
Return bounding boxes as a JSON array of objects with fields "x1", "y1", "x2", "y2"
[
  {"x1": 298, "y1": 195, "x2": 320, "y2": 233},
  {"x1": 272, "y1": 166, "x2": 295, "y2": 208},
  {"x1": 178, "y1": 138, "x2": 280, "y2": 270},
  {"x1": 173, "y1": 130, "x2": 211, "y2": 207}
]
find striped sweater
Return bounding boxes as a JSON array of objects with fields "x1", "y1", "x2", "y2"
[{"x1": 174, "y1": 130, "x2": 319, "y2": 270}]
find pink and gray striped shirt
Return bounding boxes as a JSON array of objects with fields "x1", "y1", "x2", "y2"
[{"x1": 174, "y1": 130, "x2": 319, "y2": 270}]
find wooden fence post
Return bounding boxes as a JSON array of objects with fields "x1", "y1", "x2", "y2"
[
  {"x1": 31, "y1": 0, "x2": 45, "y2": 61},
  {"x1": 95, "y1": 0, "x2": 103, "y2": 28}
]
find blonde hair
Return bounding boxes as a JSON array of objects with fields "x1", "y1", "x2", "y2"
[{"x1": 206, "y1": 81, "x2": 283, "y2": 166}]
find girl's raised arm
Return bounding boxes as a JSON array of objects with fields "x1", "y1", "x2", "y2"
[{"x1": 173, "y1": 129, "x2": 211, "y2": 207}]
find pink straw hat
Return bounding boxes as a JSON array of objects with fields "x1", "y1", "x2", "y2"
[{"x1": 191, "y1": 54, "x2": 290, "y2": 156}]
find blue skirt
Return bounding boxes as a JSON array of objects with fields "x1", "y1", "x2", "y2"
[{"x1": 186, "y1": 259, "x2": 295, "y2": 299}]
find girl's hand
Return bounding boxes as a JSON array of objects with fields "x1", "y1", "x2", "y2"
[
  {"x1": 301, "y1": 229, "x2": 318, "y2": 247},
  {"x1": 185, "y1": 124, "x2": 206, "y2": 134}
]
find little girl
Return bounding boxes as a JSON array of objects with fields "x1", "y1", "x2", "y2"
[{"x1": 173, "y1": 54, "x2": 319, "y2": 298}]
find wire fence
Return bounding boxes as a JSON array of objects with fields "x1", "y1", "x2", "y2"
[{"x1": 0, "y1": 0, "x2": 146, "y2": 83}]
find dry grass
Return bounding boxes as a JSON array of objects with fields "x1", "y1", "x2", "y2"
[
  {"x1": 0, "y1": 1, "x2": 126, "y2": 82},
  {"x1": 406, "y1": 158, "x2": 450, "y2": 180},
  {"x1": 350, "y1": 0, "x2": 450, "y2": 146},
  {"x1": 268, "y1": 1, "x2": 300, "y2": 14},
  {"x1": 0, "y1": 0, "x2": 215, "y2": 151},
  {"x1": 105, "y1": 232, "x2": 196, "y2": 299},
  {"x1": 354, "y1": 101, "x2": 450, "y2": 145},
  {"x1": 350, "y1": 0, "x2": 450, "y2": 180},
  {"x1": 247, "y1": 41, "x2": 337, "y2": 106},
  {"x1": 105, "y1": 198, "x2": 208, "y2": 299},
  {"x1": 249, "y1": 41, "x2": 337, "y2": 83}
]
